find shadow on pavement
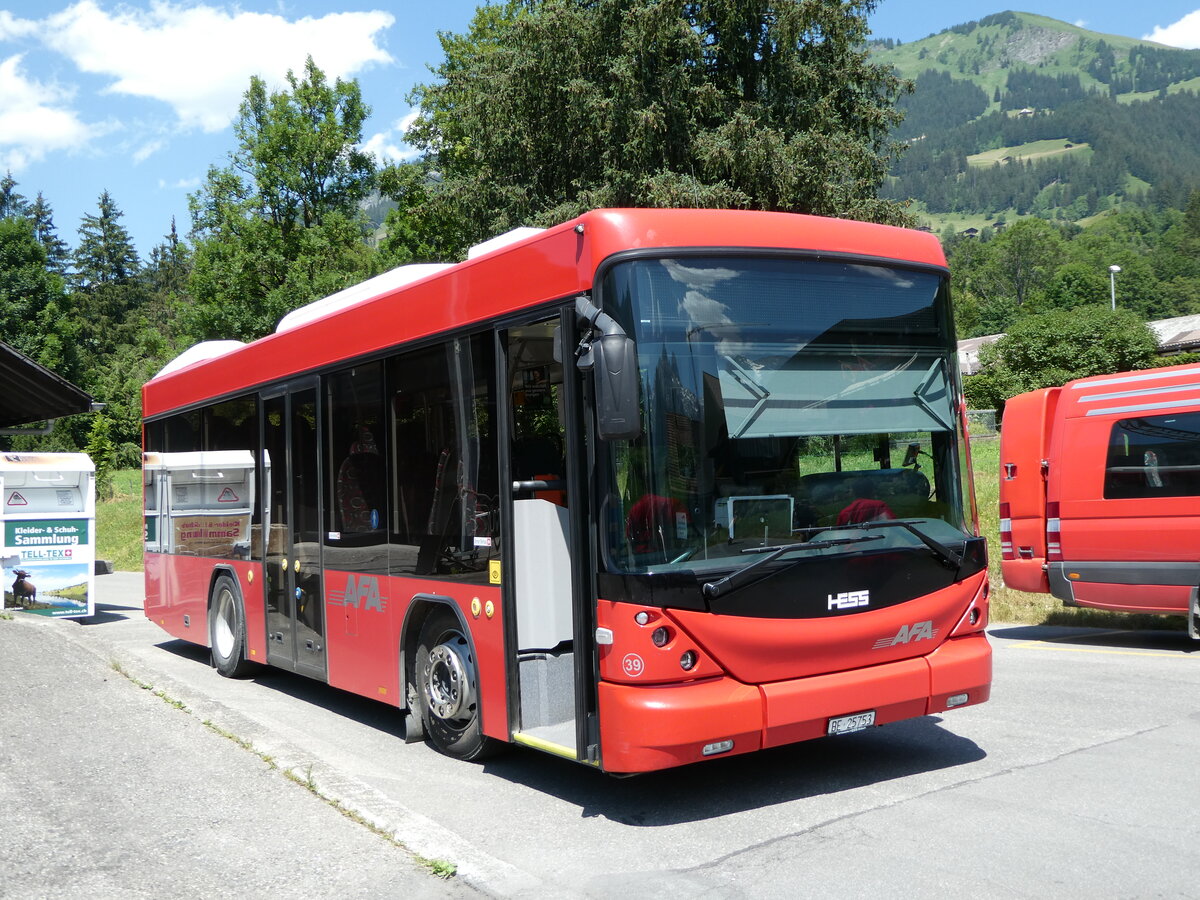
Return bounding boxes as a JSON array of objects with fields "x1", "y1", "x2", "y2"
[
  {"x1": 71, "y1": 601, "x2": 140, "y2": 626},
  {"x1": 150, "y1": 637, "x2": 409, "y2": 740},
  {"x1": 480, "y1": 714, "x2": 986, "y2": 825},
  {"x1": 990, "y1": 623, "x2": 1199, "y2": 653}
]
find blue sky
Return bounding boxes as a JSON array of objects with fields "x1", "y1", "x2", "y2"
[{"x1": 3, "y1": 1, "x2": 1200, "y2": 257}]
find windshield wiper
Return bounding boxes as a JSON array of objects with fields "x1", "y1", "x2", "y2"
[
  {"x1": 797, "y1": 519, "x2": 963, "y2": 570},
  {"x1": 701, "y1": 535, "x2": 883, "y2": 600}
]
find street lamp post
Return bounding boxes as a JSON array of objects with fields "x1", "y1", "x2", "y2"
[{"x1": 1108, "y1": 264, "x2": 1121, "y2": 310}]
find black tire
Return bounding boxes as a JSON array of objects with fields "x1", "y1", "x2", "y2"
[
  {"x1": 209, "y1": 573, "x2": 255, "y2": 678},
  {"x1": 414, "y1": 608, "x2": 500, "y2": 761}
]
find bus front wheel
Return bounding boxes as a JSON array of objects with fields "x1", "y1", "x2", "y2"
[
  {"x1": 210, "y1": 573, "x2": 255, "y2": 678},
  {"x1": 415, "y1": 608, "x2": 498, "y2": 761}
]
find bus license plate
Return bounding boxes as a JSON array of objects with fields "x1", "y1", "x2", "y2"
[{"x1": 828, "y1": 711, "x2": 876, "y2": 736}]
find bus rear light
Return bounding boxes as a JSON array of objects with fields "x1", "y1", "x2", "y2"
[
  {"x1": 680, "y1": 650, "x2": 698, "y2": 671},
  {"x1": 634, "y1": 611, "x2": 651, "y2": 625},
  {"x1": 1046, "y1": 501, "x2": 1063, "y2": 562},
  {"x1": 946, "y1": 693, "x2": 969, "y2": 708},
  {"x1": 969, "y1": 608, "x2": 980, "y2": 625},
  {"x1": 998, "y1": 502, "x2": 1014, "y2": 560},
  {"x1": 651, "y1": 626, "x2": 671, "y2": 647},
  {"x1": 702, "y1": 739, "x2": 734, "y2": 756}
]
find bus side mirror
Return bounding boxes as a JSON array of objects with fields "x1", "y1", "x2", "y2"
[{"x1": 591, "y1": 333, "x2": 642, "y2": 442}]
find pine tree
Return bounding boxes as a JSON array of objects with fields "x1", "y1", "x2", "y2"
[
  {"x1": 0, "y1": 171, "x2": 27, "y2": 220},
  {"x1": 72, "y1": 190, "x2": 139, "y2": 291},
  {"x1": 28, "y1": 193, "x2": 70, "y2": 276}
]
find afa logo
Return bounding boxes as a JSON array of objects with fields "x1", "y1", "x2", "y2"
[
  {"x1": 327, "y1": 574, "x2": 388, "y2": 612},
  {"x1": 872, "y1": 620, "x2": 938, "y2": 649}
]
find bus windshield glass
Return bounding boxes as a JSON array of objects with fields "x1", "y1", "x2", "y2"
[{"x1": 600, "y1": 255, "x2": 970, "y2": 575}]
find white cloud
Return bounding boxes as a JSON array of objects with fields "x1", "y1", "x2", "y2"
[
  {"x1": 0, "y1": 11, "x2": 38, "y2": 41},
  {"x1": 158, "y1": 176, "x2": 201, "y2": 191},
  {"x1": 42, "y1": 1, "x2": 395, "y2": 132},
  {"x1": 363, "y1": 108, "x2": 422, "y2": 164},
  {"x1": 133, "y1": 138, "x2": 166, "y2": 164},
  {"x1": 0, "y1": 53, "x2": 103, "y2": 170},
  {"x1": 1144, "y1": 10, "x2": 1200, "y2": 48}
]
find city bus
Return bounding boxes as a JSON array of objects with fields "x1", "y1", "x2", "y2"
[{"x1": 142, "y1": 208, "x2": 991, "y2": 774}]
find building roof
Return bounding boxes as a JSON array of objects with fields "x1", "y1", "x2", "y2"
[
  {"x1": 0, "y1": 341, "x2": 93, "y2": 428},
  {"x1": 1149, "y1": 314, "x2": 1200, "y2": 352}
]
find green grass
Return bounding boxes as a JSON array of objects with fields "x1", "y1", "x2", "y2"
[
  {"x1": 967, "y1": 139, "x2": 1091, "y2": 168},
  {"x1": 97, "y1": 460, "x2": 1185, "y2": 631},
  {"x1": 97, "y1": 469, "x2": 144, "y2": 571}
]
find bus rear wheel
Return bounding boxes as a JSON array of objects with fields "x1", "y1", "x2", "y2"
[
  {"x1": 210, "y1": 573, "x2": 254, "y2": 678},
  {"x1": 415, "y1": 608, "x2": 499, "y2": 761}
]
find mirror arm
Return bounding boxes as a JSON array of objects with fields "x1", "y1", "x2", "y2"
[{"x1": 574, "y1": 294, "x2": 627, "y2": 368}]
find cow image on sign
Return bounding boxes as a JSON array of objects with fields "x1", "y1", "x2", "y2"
[{"x1": 9, "y1": 568, "x2": 35, "y2": 606}]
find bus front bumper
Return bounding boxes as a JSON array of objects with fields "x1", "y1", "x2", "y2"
[{"x1": 597, "y1": 633, "x2": 991, "y2": 774}]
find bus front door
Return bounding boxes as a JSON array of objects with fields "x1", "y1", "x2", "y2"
[
  {"x1": 503, "y1": 316, "x2": 593, "y2": 762},
  {"x1": 261, "y1": 382, "x2": 327, "y2": 681}
]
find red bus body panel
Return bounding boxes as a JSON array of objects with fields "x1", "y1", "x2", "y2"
[
  {"x1": 597, "y1": 630, "x2": 990, "y2": 773},
  {"x1": 998, "y1": 387, "x2": 1058, "y2": 592},
  {"x1": 595, "y1": 572, "x2": 991, "y2": 772},
  {"x1": 1000, "y1": 362, "x2": 1200, "y2": 616},
  {"x1": 144, "y1": 555, "x2": 268, "y2": 662}
]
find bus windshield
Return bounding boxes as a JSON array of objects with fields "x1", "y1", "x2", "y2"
[{"x1": 600, "y1": 256, "x2": 971, "y2": 577}]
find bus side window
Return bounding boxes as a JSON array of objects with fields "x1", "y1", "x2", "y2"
[
  {"x1": 325, "y1": 361, "x2": 387, "y2": 546},
  {"x1": 1104, "y1": 412, "x2": 1200, "y2": 499},
  {"x1": 388, "y1": 334, "x2": 499, "y2": 582}
]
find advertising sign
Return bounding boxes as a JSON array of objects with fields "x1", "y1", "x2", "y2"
[{"x1": 1, "y1": 454, "x2": 95, "y2": 618}]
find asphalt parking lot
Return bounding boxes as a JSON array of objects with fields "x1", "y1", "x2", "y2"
[{"x1": 6, "y1": 572, "x2": 1199, "y2": 898}]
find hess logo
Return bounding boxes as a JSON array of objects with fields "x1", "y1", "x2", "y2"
[{"x1": 828, "y1": 590, "x2": 870, "y2": 611}]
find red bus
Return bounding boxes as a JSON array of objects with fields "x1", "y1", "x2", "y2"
[
  {"x1": 999, "y1": 363, "x2": 1200, "y2": 638},
  {"x1": 142, "y1": 208, "x2": 991, "y2": 774}
]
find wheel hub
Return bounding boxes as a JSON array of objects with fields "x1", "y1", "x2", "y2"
[
  {"x1": 213, "y1": 589, "x2": 235, "y2": 658},
  {"x1": 426, "y1": 640, "x2": 472, "y2": 721}
]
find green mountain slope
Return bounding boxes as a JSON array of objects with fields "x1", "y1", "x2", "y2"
[{"x1": 872, "y1": 11, "x2": 1200, "y2": 228}]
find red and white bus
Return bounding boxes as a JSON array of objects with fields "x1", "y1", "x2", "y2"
[{"x1": 142, "y1": 208, "x2": 991, "y2": 774}]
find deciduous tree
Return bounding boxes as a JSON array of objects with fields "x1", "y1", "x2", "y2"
[
  {"x1": 188, "y1": 56, "x2": 376, "y2": 340},
  {"x1": 964, "y1": 305, "x2": 1158, "y2": 412},
  {"x1": 394, "y1": 0, "x2": 911, "y2": 258}
]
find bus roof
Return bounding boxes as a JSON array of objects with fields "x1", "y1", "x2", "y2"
[
  {"x1": 1057, "y1": 360, "x2": 1200, "y2": 420},
  {"x1": 143, "y1": 208, "x2": 948, "y2": 418}
]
